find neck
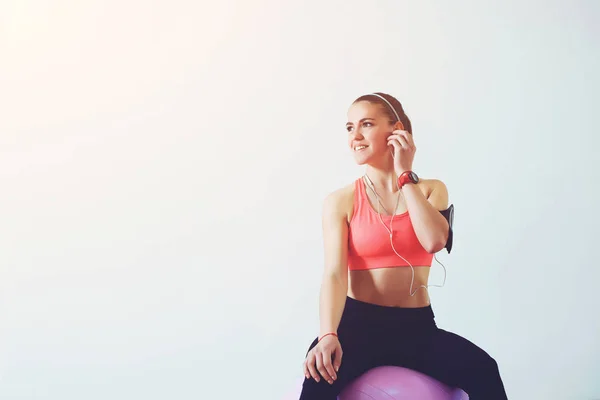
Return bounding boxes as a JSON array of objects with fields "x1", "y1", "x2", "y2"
[{"x1": 364, "y1": 165, "x2": 399, "y2": 193}]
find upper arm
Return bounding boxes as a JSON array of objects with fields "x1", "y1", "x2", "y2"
[
  {"x1": 426, "y1": 179, "x2": 449, "y2": 210},
  {"x1": 321, "y1": 190, "x2": 349, "y2": 283}
]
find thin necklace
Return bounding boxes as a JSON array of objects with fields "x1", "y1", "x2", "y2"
[
  {"x1": 363, "y1": 174, "x2": 402, "y2": 215},
  {"x1": 362, "y1": 174, "x2": 403, "y2": 235}
]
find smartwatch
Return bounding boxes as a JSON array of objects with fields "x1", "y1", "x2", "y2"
[{"x1": 398, "y1": 171, "x2": 419, "y2": 188}]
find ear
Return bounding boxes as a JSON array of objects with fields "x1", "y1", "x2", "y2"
[{"x1": 393, "y1": 121, "x2": 405, "y2": 131}]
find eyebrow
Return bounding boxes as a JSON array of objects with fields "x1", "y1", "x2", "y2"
[{"x1": 346, "y1": 118, "x2": 375, "y2": 127}]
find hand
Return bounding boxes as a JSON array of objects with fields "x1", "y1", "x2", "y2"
[
  {"x1": 302, "y1": 335, "x2": 343, "y2": 384},
  {"x1": 387, "y1": 130, "x2": 416, "y2": 175}
]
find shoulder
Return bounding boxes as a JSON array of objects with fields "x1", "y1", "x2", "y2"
[
  {"x1": 323, "y1": 180, "x2": 356, "y2": 222},
  {"x1": 420, "y1": 178, "x2": 449, "y2": 210},
  {"x1": 421, "y1": 178, "x2": 447, "y2": 194}
]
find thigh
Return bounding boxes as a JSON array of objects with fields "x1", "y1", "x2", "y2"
[
  {"x1": 413, "y1": 328, "x2": 507, "y2": 399},
  {"x1": 414, "y1": 329, "x2": 490, "y2": 382}
]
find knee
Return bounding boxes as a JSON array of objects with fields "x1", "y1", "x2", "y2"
[
  {"x1": 478, "y1": 353, "x2": 500, "y2": 375},
  {"x1": 299, "y1": 376, "x2": 338, "y2": 399}
]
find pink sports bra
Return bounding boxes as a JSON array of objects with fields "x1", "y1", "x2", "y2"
[{"x1": 347, "y1": 177, "x2": 435, "y2": 270}]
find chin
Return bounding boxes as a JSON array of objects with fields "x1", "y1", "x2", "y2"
[
  {"x1": 352, "y1": 151, "x2": 372, "y2": 165},
  {"x1": 353, "y1": 158, "x2": 370, "y2": 167}
]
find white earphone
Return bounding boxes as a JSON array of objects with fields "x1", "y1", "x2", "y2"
[{"x1": 362, "y1": 173, "x2": 447, "y2": 303}]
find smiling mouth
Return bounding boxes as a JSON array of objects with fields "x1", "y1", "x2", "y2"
[{"x1": 355, "y1": 145, "x2": 368, "y2": 151}]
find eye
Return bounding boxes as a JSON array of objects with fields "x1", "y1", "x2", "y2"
[{"x1": 346, "y1": 121, "x2": 374, "y2": 132}]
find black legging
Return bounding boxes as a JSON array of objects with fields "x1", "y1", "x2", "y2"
[{"x1": 299, "y1": 296, "x2": 508, "y2": 399}]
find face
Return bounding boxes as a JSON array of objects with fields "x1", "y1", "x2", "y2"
[{"x1": 346, "y1": 101, "x2": 400, "y2": 165}]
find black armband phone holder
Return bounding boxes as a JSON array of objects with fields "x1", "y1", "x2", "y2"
[{"x1": 438, "y1": 204, "x2": 454, "y2": 254}]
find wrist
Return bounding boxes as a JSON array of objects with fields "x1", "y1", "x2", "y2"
[
  {"x1": 397, "y1": 170, "x2": 419, "y2": 188},
  {"x1": 318, "y1": 332, "x2": 338, "y2": 342}
]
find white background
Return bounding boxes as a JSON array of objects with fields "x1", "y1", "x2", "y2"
[{"x1": 1, "y1": 1, "x2": 599, "y2": 399}]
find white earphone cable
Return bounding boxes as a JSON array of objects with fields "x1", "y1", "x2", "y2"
[{"x1": 362, "y1": 174, "x2": 447, "y2": 303}]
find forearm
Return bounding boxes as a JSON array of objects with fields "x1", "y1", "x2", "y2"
[
  {"x1": 401, "y1": 183, "x2": 449, "y2": 252},
  {"x1": 318, "y1": 274, "x2": 348, "y2": 336}
]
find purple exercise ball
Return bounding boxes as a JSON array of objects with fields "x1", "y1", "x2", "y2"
[
  {"x1": 338, "y1": 366, "x2": 468, "y2": 400},
  {"x1": 283, "y1": 367, "x2": 469, "y2": 400}
]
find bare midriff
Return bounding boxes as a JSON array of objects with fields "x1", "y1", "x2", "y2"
[{"x1": 348, "y1": 266, "x2": 432, "y2": 308}]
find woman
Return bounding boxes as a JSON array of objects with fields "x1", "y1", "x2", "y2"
[{"x1": 299, "y1": 93, "x2": 508, "y2": 399}]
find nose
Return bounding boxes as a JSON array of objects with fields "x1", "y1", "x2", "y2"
[{"x1": 349, "y1": 126, "x2": 364, "y2": 140}]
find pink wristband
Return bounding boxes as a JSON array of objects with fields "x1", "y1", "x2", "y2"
[{"x1": 318, "y1": 332, "x2": 338, "y2": 342}]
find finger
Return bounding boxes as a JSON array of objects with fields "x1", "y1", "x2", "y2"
[
  {"x1": 388, "y1": 137, "x2": 402, "y2": 151},
  {"x1": 388, "y1": 135, "x2": 407, "y2": 149},
  {"x1": 387, "y1": 133, "x2": 406, "y2": 144},
  {"x1": 316, "y1": 351, "x2": 333, "y2": 383},
  {"x1": 392, "y1": 129, "x2": 409, "y2": 137},
  {"x1": 395, "y1": 134, "x2": 409, "y2": 148},
  {"x1": 333, "y1": 345, "x2": 343, "y2": 372},
  {"x1": 399, "y1": 130, "x2": 415, "y2": 147},
  {"x1": 307, "y1": 354, "x2": 320, "y2": 382},
  {"x1": 322, "y1": 351, "x2": 337, "y2": 382},
  {"x1": 303, "y1": 360, "x2": 310, "y2": 380}
]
